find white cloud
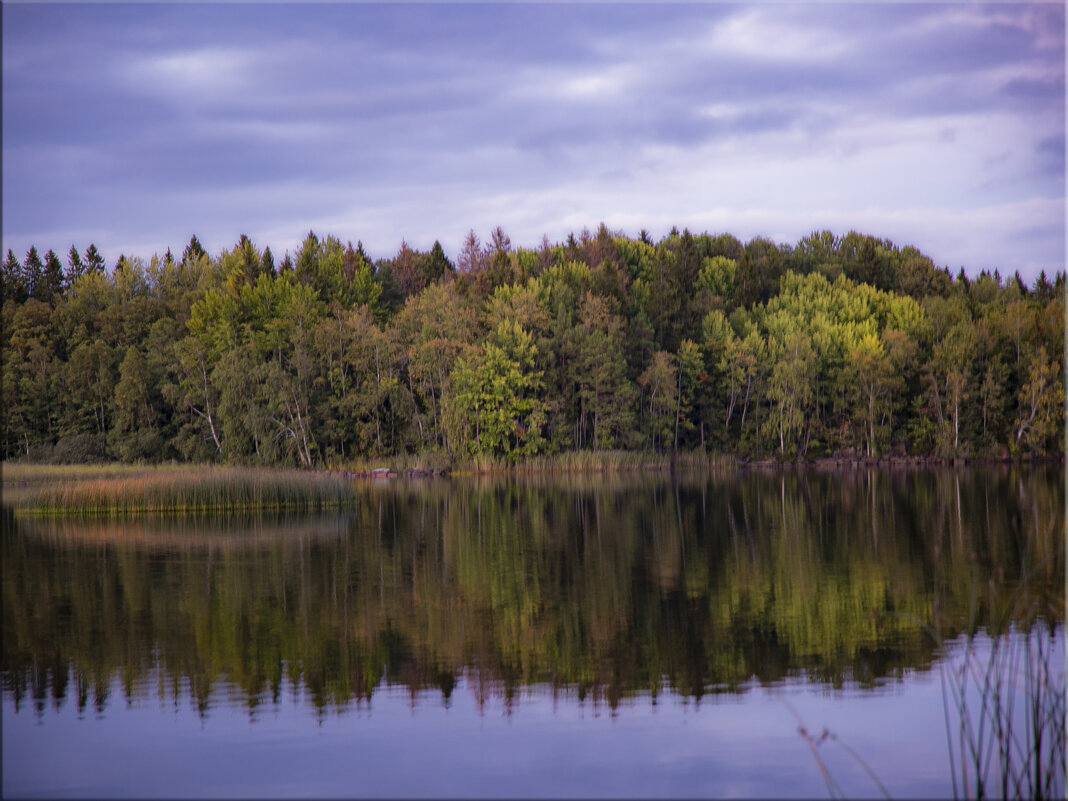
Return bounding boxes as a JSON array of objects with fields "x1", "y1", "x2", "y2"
[
  {"x1": 701, "y1": 8, "x2": 856, "y2": 64},
  {"x1": 129, "y1": 47, "x2": 258, "y2": 99},
  {"x1": 510, "y1": 61, "x2": 641, "y2": 106}
]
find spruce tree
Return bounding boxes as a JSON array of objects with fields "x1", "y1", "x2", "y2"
[
  {"x1": 23, "y1": 246, "x2": 44, "y2": 299},
  {"x1": 262, "y1": 246, "x2": 275, "y2": 277},
  {"x1": 426, "y1": 240, "x2": 454, "y2": 283},
  {"x1": 41, "y1": 249, "x2": 65, "y2": 304},
  {"x1": 182, "y1": 235, "x2": 205, "y2": 265},
  {"x1": 67, "y1": 245, "x2": 85, "y2": 285},
  {"x1": 1, "y1": 249, "x2": 26, "y2": 304},
  {"x1": 84, "y1": 243, "x2": 105, "y2": 275}
]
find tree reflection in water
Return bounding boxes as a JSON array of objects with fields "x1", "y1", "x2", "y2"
[{"x1": 3, "y1": 467, "x2": 1063, "y2": 732}]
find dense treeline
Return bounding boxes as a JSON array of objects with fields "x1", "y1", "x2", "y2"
[{"x1": 1, "y1": 226, "x2": 1063, "y2": 465}]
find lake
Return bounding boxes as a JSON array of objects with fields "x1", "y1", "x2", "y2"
[{"x1": 2, "y1": 466, "x2": 1064, "y2": 798}]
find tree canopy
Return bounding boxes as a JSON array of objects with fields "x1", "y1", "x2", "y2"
[{"x1": 2, "y1": 227, "x2": 1063, "y2": 464}]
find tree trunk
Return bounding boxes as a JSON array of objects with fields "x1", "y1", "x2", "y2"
[{"x1": 673, "y1": 372, "x2": 682, "y2": 453}]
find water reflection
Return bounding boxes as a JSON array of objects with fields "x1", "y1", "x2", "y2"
[{"x1": 3, "y1": 467, "x2": 1063, "y2": 722}]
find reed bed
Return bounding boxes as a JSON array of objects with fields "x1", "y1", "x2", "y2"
[
  {"x1": 3, "y1": 462, "x2": 173, "y2": 484},
  {"x1": 7, "y1": 465, "x2": 356, "y2": 516}
]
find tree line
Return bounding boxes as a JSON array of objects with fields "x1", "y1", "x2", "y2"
[{"x1": 1, "y1": 225, "x2": 1063, "y2": 465}]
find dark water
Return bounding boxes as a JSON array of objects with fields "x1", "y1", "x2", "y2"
[{"x1": 2, "y1": 467, "x2": 1064, "y2": 798}]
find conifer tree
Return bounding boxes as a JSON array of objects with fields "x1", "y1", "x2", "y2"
[
  {"x1": 426, "y1": 240, "x2": 453, "y2": 284},
  {"x1": 23, "y1": 246, "x2": 44, "y2": 299},
  {"x1": 1, "y1": 249, "x2": 25, "y2": 304},
  {"x1": 262, "y1": 246, "x2": 275, "y2": 277},
  {"x1": 41, "y1": 249, "x2": 65, "y2": 304},
  {"x1": 181, "y1": 236, "x2": 205, "y2": 266},
  {"x1": 67, "y1": 245, "x2": 85, "y2": 285},
  {"x1": 84, "y1": 243, "x2": 105, "y2": 275}
]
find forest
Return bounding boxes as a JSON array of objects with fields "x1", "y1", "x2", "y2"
[{"x1": 1, "y1": 225, "x2": 1063, "y2": 466}]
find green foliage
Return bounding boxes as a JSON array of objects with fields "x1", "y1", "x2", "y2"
[
  {"x1": 927, "y1": 320, "x2": 978, "y2": 456},
  {"x1": 574, "y1": 293, "x2": 637, "y2": 450},
  {"x1": 1, "y1": 228, "x2": 1062, "y2": 464},
  {"x1": 638, "y1": 350, "x2": 676, "y2": 451},
  {"x1": 696, "y1": 254, "x2": 737, "y2": 298},
  {"x1": 762, "y1": 332, "x2": 816, "y2": 456},
  {"x1": 447, "y1": 321, "x2": 547, "y2": 459},
  {"x1": 1012, "y1": 346, "x2": 1064, "y2": 455}
]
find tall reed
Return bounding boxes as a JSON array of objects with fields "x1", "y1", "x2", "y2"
[{"x1": 934, "y1": 624, "x2": 1064, "y2": 800}]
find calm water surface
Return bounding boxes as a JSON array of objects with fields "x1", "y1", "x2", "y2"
[{"x1": 2, "y1": 467, "x2": 1063, "y2": 798}]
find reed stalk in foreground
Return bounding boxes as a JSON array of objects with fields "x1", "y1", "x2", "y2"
[
  {"x1": 935, "y1": 623, "x2": 1065, "y2": 801},
  {"x1": 787, "y1": 623, "x2": 1064, "y2": 801}
]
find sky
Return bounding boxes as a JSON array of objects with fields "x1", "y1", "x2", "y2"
[{"x1": 3, "y1": 2, "x2": 1065, "y2": 283}]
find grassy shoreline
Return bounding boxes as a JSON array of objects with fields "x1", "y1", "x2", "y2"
[
  {"x1": 2, "y1": 464, "x2": 356, "y2": 516},
  {"x1": 3, "y1": 452, "x2": 1061, "y2": 516}
]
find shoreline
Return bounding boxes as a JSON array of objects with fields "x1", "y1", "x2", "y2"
[
  {"x1": 4, "y1": 453, "x2": 1062, "y2": 490},
  {"x1": 321, "y1": 452, "x2": 1066, "y2": 480}
]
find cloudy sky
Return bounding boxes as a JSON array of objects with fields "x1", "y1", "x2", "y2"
[{"x1": 3, "y1": 2, "x2": 1064, "y2": 281}]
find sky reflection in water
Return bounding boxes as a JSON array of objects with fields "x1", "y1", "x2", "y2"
[{"x1": 5, "y1": 669, "x2": 957, "y2": 799}]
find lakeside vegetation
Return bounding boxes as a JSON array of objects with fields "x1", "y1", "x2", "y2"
[
  {"x1": 2, "y1": 226, "x2": 1063, "y2": 467},
  {"x1": 2, "y1": 463, "x2": 355, "y2": 516}
]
